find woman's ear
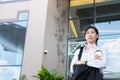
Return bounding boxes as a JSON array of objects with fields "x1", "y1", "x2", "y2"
[{"x1": 97, "y1": 35, "x2": 99, "y2": 39}]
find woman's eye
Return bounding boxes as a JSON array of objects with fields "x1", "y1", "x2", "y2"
[
  {"x1": 91, "y1": 31, "x2": 94, "y2": 34},
  {"x1": 86, "y1": 32, "x2": 89, "y2": 34}
]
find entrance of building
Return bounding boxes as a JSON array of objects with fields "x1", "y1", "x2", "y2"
[{"x1": 67, "y1": 0, "x2": 120, "y2": 80}]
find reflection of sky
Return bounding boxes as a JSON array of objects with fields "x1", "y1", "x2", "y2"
[
  {"x1": 1, "y1": 0, "x2": 15, "y2": 2},
  {"x1": 13, "y1": 21, "x2": 27, "y2": 28},
  {"x1": 95, "y1": 21, "x2": 120, "y2": 78},
  {"x1": 0, "y1": 67, "x2": 21, "y2": 80},
  {"x1": 0, "y1": 50, "x2": 22, "y2": 65},
  {"x1": 104, "y1": 53, "x2": 120, "y2": 72},
  {"x1": 18, "y1": 12, "x2": 29, "y2": 21},
  {"x1": 0, "y1": 12, "x2": 28, "y2": 80},
  {"x1": 95, "y1": 21, "x2": 120, "y2": 37},
  {"x1": 95, "y1": 21, "x2": 120, "y2": 40},
  {"x1": 0, "y1": 50, "x2": 22, "y2": 80},
  {"x1": 95, "y1": 21, "x2": 120, "y2": 30}
]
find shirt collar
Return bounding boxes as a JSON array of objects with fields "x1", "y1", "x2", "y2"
[
  {"x1": 92, "y1": 44, "x2": 98, "y2": 49},
  {"x1": 84, "y1": 44, "x2": 98, "y2": 49}
]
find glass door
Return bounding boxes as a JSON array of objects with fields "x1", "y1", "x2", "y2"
[
  {"x1": 95, "y1": 21, "x2": 120, "y2": 80},
  {"x1": 67, "y1": 0, "x2": 120, "y2": 80}
]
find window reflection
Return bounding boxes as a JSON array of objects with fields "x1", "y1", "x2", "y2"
[
  {"x1": 68, "y1": 0, "x2": 120, "y2": 80},
  {"x1": 19, "y1": 12, "x2": 29, "y2": 21},
  {"x1": 0, "y1": 12, "x2": 28, "y2": 80},
  {"x1": 1, "y1": 0, "x2": 16, "y2": 2},
  {"x1": 0, "y1": 67, "x2": 21, "y2": 80},
  {"x1": 95, "y1": 21, "x2": 120, "y2": 79},
  {"x1": 0, "y1": 0, "x2": 27, "y2": 2}
]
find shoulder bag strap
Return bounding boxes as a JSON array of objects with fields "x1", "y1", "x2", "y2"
[{"x1": 78, "y1": 47, "x2": 84, "y2": 60}]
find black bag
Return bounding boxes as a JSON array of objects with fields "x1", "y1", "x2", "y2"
[
  {"x1": 72, "y1": 64, "x2": 90, "y2": 80},
  {"x1": 71, "y1": 47, "x2": 90, "y2": 80},
  {"x1": 71, "y1": 47, "x2": 103, "y2": 80}
]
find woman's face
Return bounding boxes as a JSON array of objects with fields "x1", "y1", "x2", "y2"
[{"x1": 85, "y1": 28, "x2": 98, "y2": 44}]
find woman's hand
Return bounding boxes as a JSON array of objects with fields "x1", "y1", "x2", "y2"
[
  {"x1": 76, "y1": 60, "x2": 85, "y2": 65},
  {"x1": 94, "y1": 54, "x2": 101, "y2": 60}
]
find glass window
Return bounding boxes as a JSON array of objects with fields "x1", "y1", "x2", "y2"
[
  {"x1": 95, "y1": 21, "x2": 120, "y2": 79},
  {"x1": 67, "y1": 0, "x2": 120, "y2": 80},
  {"x1": 69, "y1": 0, "x2": 94, "y2": 39},
  {"x1": 67, "y1": 0, "x2": 94, "y2": 79},
  {"x1": 0, "y1": 0, "x2": 28, "y2": 2},
  {"x1": 1, "y1": 0, "x2": 16, "y2": 2},
  {"x1": 18, "y1": 12, "x2": 29, "y2": 21},
  {"x1": 95, "y1": 0, "x2": 120, "y2": 79},
  {"x1": 0, "y1": 67, "x2": 21, "y2": 80},
  {"x1": 0, "y1": 12, "x2": 28, "y2": 80}
]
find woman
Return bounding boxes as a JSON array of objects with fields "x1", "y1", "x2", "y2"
[{"x1": 70, "y1": 26, "x2": 107, "y2": 80}]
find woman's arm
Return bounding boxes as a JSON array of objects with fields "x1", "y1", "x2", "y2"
[
  {"x1": 87, "y1": 48, "x2": 108, "y2": 68},
  {"x1": 70, "y1": 49, "x2": 79, "y2": 74}
]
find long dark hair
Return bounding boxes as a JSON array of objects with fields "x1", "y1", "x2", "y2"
[{"x1": 84, "y1": 26, "x2": 99, "y2": 45}]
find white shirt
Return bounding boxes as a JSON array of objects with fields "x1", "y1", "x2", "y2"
[{"x1": 70, "y1": 44, "x2": 107, "y2": 74}]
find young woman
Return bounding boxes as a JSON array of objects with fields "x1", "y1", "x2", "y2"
[{"x1": 70, "y1": 26, "x2": 107, "y2": 80}]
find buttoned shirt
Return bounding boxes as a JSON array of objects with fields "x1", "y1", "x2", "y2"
[{"x1": 70, "y1": 44, "x2": 107, "y2": 74}]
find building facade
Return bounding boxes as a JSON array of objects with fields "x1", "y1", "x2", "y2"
[
  {"x1": 0, "y1": 0, "x2": 120, "y2": 80},
  {"x1": 0, "y1": 0, "x2": 68, "y2": 80}
]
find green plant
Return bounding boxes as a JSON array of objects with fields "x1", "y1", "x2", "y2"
[
  {"x1": 12, "y1": 74, "x2": 26, "y2": 80},
  {"x1": 20, "y1": 74, "x2": 26, "y2": 80},
  {"x1": 32, "y1": 65, "x2": 64, "y2": 80}
]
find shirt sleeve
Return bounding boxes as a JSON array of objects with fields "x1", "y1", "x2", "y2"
[
  {"x1": 87, "y1": 48, "x2": 108, "y2": 68},
  {"x1": 70, "y1": 49, "x2": 80, "y2": 74}
]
